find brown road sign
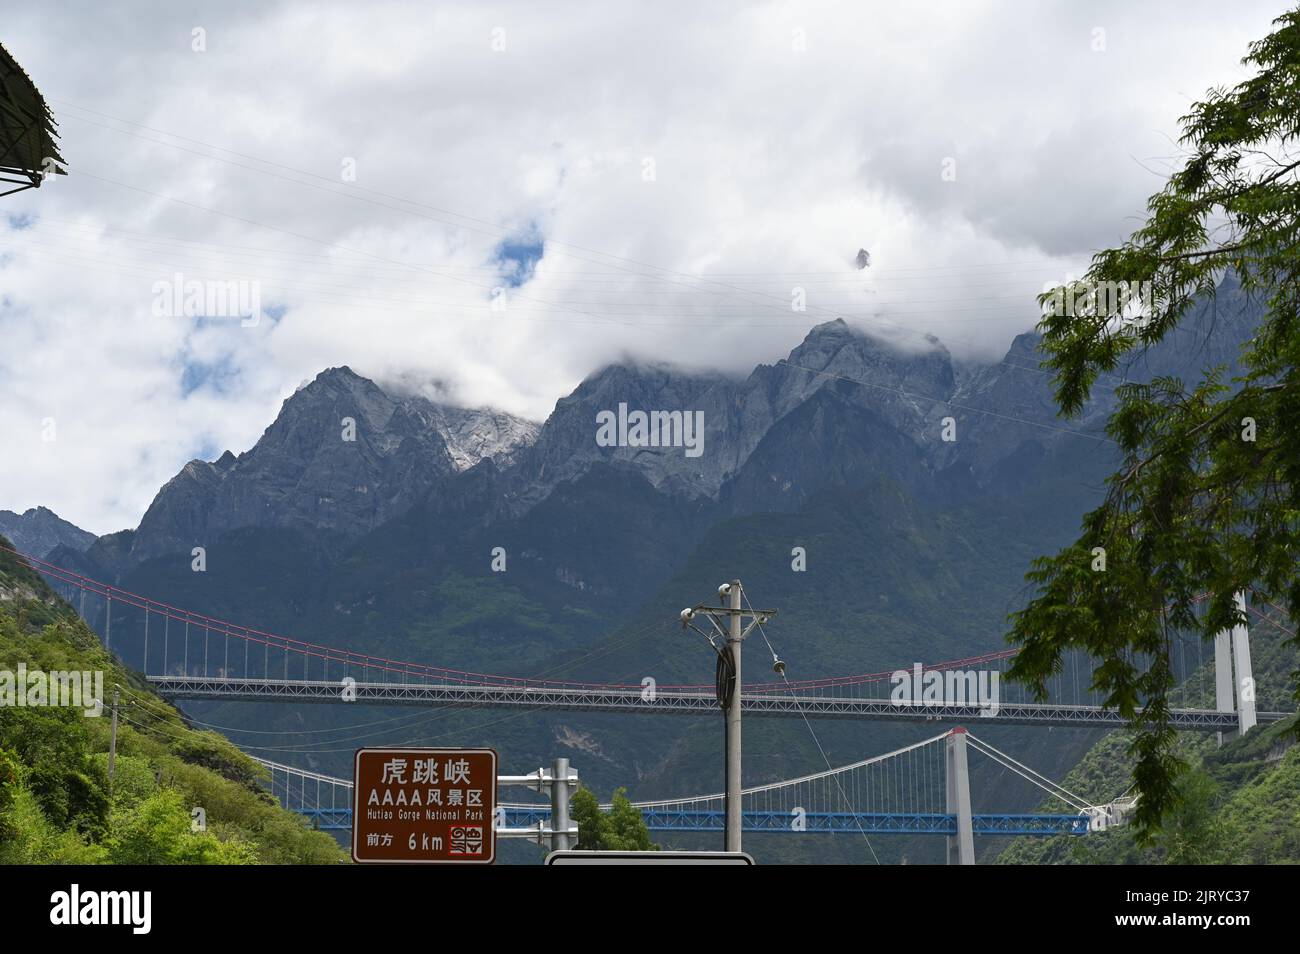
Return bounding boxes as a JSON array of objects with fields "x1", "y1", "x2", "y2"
[{"x1": 352, "y1": 747, "x2": 497, "y2": 864}]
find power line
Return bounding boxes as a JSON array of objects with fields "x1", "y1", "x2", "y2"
[
  {"x1": 51, "y1": 98, "x2": 1091, "y2": 286},
  {"x1": 42, "y1": 101, "x2": 1106, "y2": 357},
  {"x1": 737, "y1": 583, "x2": 881, "y2": 862}
]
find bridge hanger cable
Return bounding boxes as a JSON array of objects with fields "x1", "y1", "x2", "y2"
[
  {"x1": 245, "y1": 737, "x2": 960, "y2": 816},
  {"x1": 1246, "y1": 599, "x2": 1297, "y2": 638},
  {"x1": 11, "y1": 543, "x2": 703, "y2": 691},
  {"x1": 116, "y1": 613, "x2": 679, "y2": 747},
  {"x1": 630, "y1": 731, "x2": 951, "y2": 807},
  {"x1": 6, "y1": 543, "x2": 1071, "y2": 694},
  {"x1": 963, "y1": 733, "x2": 1093, "y2": 812},
  {"x1": 967, "y1": 744, "x2": 1089, "y2": 814}
]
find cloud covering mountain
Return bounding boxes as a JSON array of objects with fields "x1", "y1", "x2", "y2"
[{"x1": 0, "y1": 0, "x2": 1287, "y2": 534}]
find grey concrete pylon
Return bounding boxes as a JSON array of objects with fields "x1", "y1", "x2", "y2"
[
  {"x1": 945, "y1": 728, "x2": 975, "y2": 865},
  {"x1": 1213, "y1": 591, "x2": 1257, "y2": 740},
  {"x1": 1231, "y1": 592, "x2": 1257, "y2": 736}
]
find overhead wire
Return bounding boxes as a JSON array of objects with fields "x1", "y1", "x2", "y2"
[{"x1": 736, "y1": 582, "x2": 881, "y2": 863}]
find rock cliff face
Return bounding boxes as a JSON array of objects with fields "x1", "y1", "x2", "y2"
[
  {"x1": 108, "y1": 366, "x2": 540, "y2": 565},
  {"x1": 0, "y1": 506, "x2": 96, "y2": 560},
  {"x1": 90, "y1": 318, "x2": 977, "y2": 569},
  {"x1": 63, "y1": 273, "x2": 1262, "y2": 582},
  {"x1": 933, "y1": 269, "x2": 1262, "y2": 488},
  {"x1": 407, "y1": 402, "x2": 540, "y2": 472},
  {"x1": 510, "y1": 318, "x2": 958, "y2": 507}
]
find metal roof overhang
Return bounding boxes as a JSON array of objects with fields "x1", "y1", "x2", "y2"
[{"x1": 0, "y1": 41, "x2": 64, "y2": 197}]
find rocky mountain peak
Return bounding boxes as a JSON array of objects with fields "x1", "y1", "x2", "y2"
[
  {"x1": 0, "y1": 506, "x2": 97, "y2": 559},
  {"x1": 506, "y1": 318, "x2": 967, "y2": 508},
  {"x1": 404, "y1": 402, "x2": 541, "y2": 472},
  {"x1": 57, "y1": 273, "x2": 1265, "y2": 576},
  {"x1": 114, "y1": 368, "x2": 541, "y2": 566}
]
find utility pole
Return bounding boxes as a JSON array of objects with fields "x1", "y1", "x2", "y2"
[
  {"x1": 724, "y1": 581, "x2": 743, "y2": 852},
  {"x1": 107, "y1": 685, "x2": 120, "y2": 788},
  {"x1": 680, "y1": 580, "x2": 778, "y2": 856}
]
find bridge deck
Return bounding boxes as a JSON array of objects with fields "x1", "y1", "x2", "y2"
[
  {"x1": 147, "y1": 675, "x2": 1288, "y2": 730},
  {"x1": 295, "y1": 806, "x2": 1090, "y2": 835}
]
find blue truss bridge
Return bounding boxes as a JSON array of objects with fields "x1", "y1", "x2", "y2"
[{"x1": 253, "y1": 728, "x2": 1133, "y2": 847}]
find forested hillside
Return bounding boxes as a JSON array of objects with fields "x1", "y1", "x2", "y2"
[
  {"x1": 0, "y1": 537, "x2": 343, "y2": 864},
  {"x1": 996, "y1": 610, "x2": 1300, "y2": 865}
]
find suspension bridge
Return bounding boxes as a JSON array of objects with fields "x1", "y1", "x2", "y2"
[
  {"x1": 255, "y1": 727, "x2": 1136, "y2": 864},
  {"x1": 13, "y1": 545, "x2": 1286, "y2": 735}
]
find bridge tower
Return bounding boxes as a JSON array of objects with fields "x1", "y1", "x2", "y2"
[
  {"x1": 944, "y1": 728, "x2": 975, "y2": 865},
  {"x1": 1213, "y1": 592, "x2": 1257, "y2": 740}
]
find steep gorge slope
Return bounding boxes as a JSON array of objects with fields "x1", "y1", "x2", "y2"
[
  {"x1": 0, "y1": 536, "x2": 344, "y2": 864},
  {"x1": 17, "y1": 273, "x2": 1275, "y2": 864}
]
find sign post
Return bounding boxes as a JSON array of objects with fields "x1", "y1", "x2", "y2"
[{"x1": 351, "y1": 747, "x2": 497, "y2": 864}]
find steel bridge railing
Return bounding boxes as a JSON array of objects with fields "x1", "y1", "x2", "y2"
[
  {"x1": 291, "y1": 806, "x2": 1090, "y2": 836},
  {"x1": 148, "y1": 674, "x2": 1291, "y2": 730}
]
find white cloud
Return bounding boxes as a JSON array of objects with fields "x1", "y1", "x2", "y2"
[{"x1": 0, "y1": 0, "x2": 1289, "y2": 533}]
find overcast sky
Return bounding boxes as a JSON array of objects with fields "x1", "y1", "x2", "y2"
[{"x1": 0, "y1": 0, "x2": 1290, "y2": 535}]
